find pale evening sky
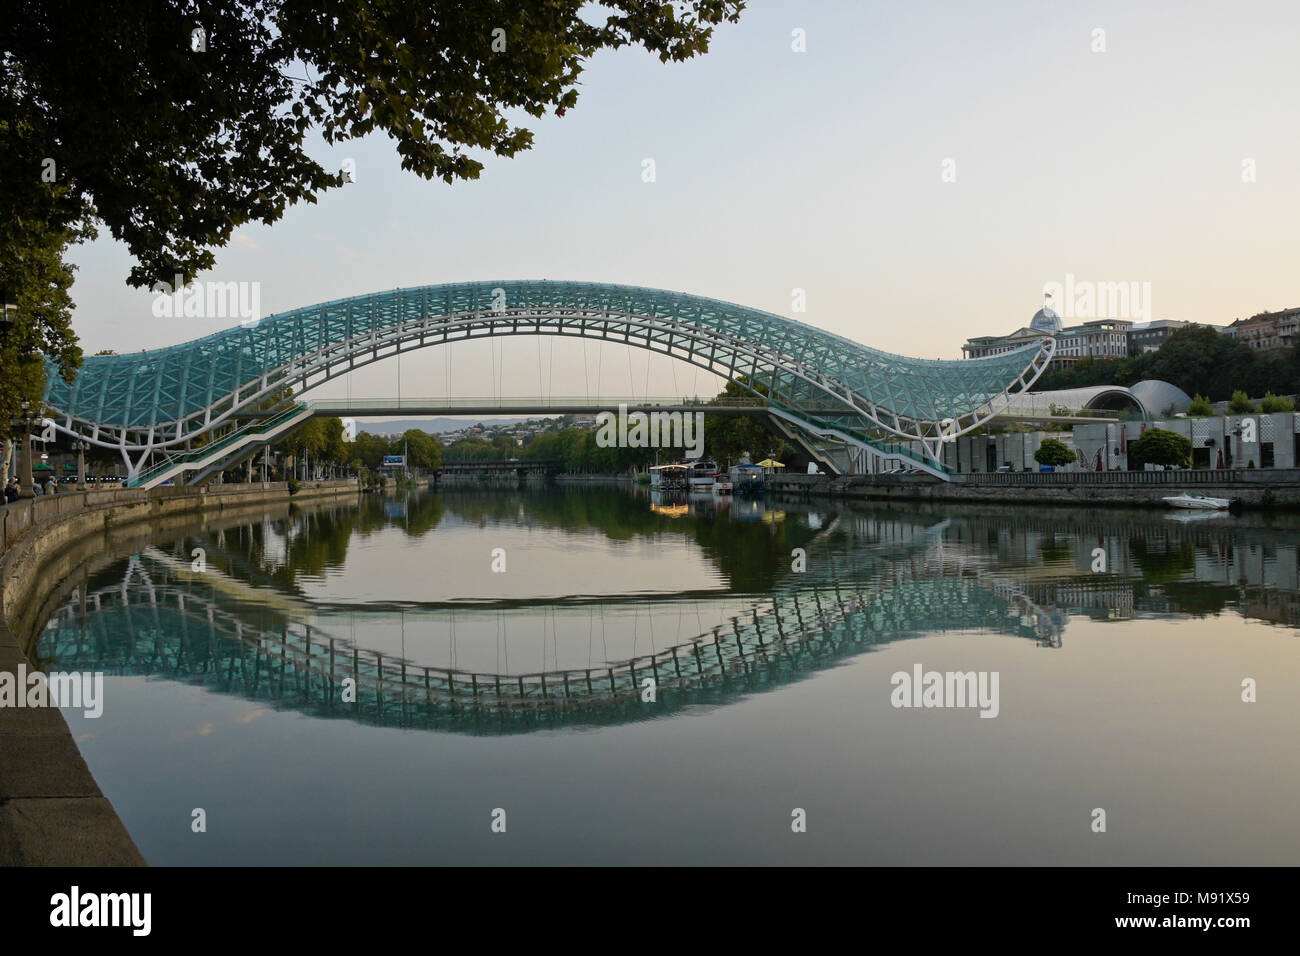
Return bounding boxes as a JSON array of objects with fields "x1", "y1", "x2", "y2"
[{"x1": 65, "y1": 0, "x2": 1300, "y2": 402}]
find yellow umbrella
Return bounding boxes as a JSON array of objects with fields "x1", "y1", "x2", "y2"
[{"x1": 755, "y1": 459, "x2": 786, "y2": 469}]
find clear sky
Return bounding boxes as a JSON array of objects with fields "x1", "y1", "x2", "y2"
[{"x1": 66, "y1": 0, "x2": 1300, "y2": 402}]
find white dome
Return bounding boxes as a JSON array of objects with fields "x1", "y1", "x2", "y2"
[{"x1": 1130, "y1": 380, "x2": 1192, "y2": 417}]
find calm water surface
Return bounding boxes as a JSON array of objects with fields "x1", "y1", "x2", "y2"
[{"x1": 33, "y1": 486, "x2": 1300, "y2": 864}]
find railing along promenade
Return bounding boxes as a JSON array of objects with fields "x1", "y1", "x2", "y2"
[
  {"x1": 957, "y1": 467, "x2": 1300, "y2": 487},
  {"x1": 0, "y1": 480, "x2": 358, "y2": 553}
]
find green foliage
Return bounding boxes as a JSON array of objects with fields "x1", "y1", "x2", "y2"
[
  {"x1": 3, "y1": 1, "x2": 742, "y2": 290},
  {"x1": 1187, "y1": 393, "x2": 1213, "y2": 417},
  {"x1": 1259, "y1": 391, "x2": 1295, "y2": 413},
  {"x1": 451, "y1": 376, "x2": 796, "y2": 473},
  {"x1": 1228, "y1": 390, "x2": 1254, "y2": 414},
  {"x1": 1033, "y1": 438, "x2": 1075, "y2": 467},
  {"x1": 445, "y1": 437, "x2": 503, "y2": 462},
  {"x1": 703, "y1": 378, "x2": 788, "y2": 466},
  {"x1": 352, "y1": 432, "x2": 390, "y2": 470},
  {"x1": 0, "y1": 181, "x2": 90, "y2": 428},
  {"x1": 319, "y1": 417, "x2": 347, "y2": 464},
  {"x1": 286, "y1": 477, "x2": 301, "y2": 495},
  {"x1": 269, "y1": 419, "x2": 443, "y2": 476},
  {"x1": 1034, "y1": 326, "x2": 1298, "y2": 403},
  {"x1": 401, "y1": 428, "x2": 442, "y2": 469},
  {"x1": 1127, "y1": 427, "x2": 1192, "y2": 467},
  {"x1": 2, "y1": 1, "x2": 743, "y2": 435}
]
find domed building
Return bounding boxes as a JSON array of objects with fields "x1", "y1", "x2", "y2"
[
  {"x1": 962, "y1": 299, "x2": 1064, "y2": 360},
  {"x1": 963, "y1": 296, "x2": 1130, "y2": 372},
  {"x1": 1029, "y1": 305, "x2": 1062, "y2": 334}
]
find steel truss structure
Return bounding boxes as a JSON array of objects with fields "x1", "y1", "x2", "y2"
[{"x1": 42, "y1": 280, "x2": 1054, "y2": 477}]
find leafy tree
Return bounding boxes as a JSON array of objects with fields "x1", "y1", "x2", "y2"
[
  {"x1": 1128, "y1": 428, "x2": 1191, "y2": 468},
  {"x1": 0, "y1": 203, "x2": 89, "y2": 428},
  {"x1": 1146, "y1": 329, "x2": 1255, "y2": 400},
  {"x1": 352, "y1": 432, "x2": 389, "y2": 470},
  {"x1": 319, "y1": 417, "x2": 347, "y2": 467},
  {"x1": 1228, "y1": 390, "x2": 1254, "y2": 414},
  {"x1": 1033, "y1": 326, "x2": 1279, "y2": 403},
  {"x1": 1, "y1": 0, "x2": 743, "y2": 438},
  {"x1": 4, "y1": 1, "x2": 743, "y2": 289},
  {"x1": 703, "y1": 377, "x2": 788, "y2": 466},
  {"x1": 401, "y1": 428, "x2": 443, "y2": 469},
  {"x1": 448, "y1": 437, "x2": 506, "y2": 462},
  {"x1": 1187, "y1": 393, "x2": 1213, "y2": 417},
  {"x1": 1033, "y1": 438, "x2": 1075, "y2": 467},
  {"x1": 1259, "y1": 391, "x2": 1295, "y2": 413}
]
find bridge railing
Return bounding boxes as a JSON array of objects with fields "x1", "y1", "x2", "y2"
[
  {"x1": 959, "y1": 467, "x2": 1300, "y2": 486},
  {"x1": 439, "y1": 459, "x2": 562, "y2": 469},
  {"x1": 305, "y1": 395, "x2": 776, "y2": 410},
  {"x1": 296, "y1": 396, "x2": 870, "y2": 414}
]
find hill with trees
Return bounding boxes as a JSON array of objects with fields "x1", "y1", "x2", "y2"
[{"x1": 1033, "y1": 326, "x2": 1299, "y2": 401}]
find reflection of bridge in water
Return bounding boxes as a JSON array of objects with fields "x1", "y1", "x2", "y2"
[{"x1": 37, "y1": 535, "x2": 1063, "y2": 735}]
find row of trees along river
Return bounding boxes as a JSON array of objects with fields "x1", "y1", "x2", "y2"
[{"x1": 271, "y1": 382, "x2": 796, "y2": 477}]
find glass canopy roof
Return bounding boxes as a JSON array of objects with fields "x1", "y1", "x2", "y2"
[{"x1": 44, "y1": 281, "x2": 1046, "y2": 434}]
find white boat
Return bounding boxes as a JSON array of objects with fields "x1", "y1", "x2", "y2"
[
  {"x1": 712, "y1": 473, "x2": 733, "y2": 494},
  {"x1": 688, "y1": 458, "x2": 718, "y2": 490},
  {"x1": 1162, "y1": 492, "x2": 1232, "y2": 510}
]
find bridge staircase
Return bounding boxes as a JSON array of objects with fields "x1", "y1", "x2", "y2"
[
  {"x1": 126, "y1": 404, "x2": 313, "y2": 489},
  {"x1": 766, "y1": 415, "x2": 848, "y2": 475},
  {"x1": 766, "y1": 406, "x2": 954, "y2": 480}
]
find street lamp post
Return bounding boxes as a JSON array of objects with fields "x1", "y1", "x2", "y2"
[{"x1": 72, "y1": 439, "x2": 89, "y2": 490}]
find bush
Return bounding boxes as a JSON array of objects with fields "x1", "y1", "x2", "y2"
[
  {"x1": 287, "y1": 478, "x2": 301, "y2": 495},
  {"x1": 1033, "y1": 438, "x2": 1075, "y2": 467},
  {"x1": 1259, "y1": 391, "x2": 1296, "y2": 413},
  {"x1": 1187, "y1": 393, "x2": 1213, "y2": 417},
  {"x1": 1228, "y1": 390, "x2": 1255, "y2": 414},
  {"x1": 1128, "y1": 427, "x2": 1192, "y2": 468}
]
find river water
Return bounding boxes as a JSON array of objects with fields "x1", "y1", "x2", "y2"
[{"x1": 32, "y1": 485, "x2": 1300, "y2": 864}]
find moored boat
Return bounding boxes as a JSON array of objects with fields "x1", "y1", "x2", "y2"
[
  {"x1": 713, "y1": 473, "x2": 733, "y2": 494},
  {"x1": 688, "y1": 458, "x2": 718, "y2": 490},
  {"x1": 649, "y1": 463, "x2": 690, "y2": 491}
]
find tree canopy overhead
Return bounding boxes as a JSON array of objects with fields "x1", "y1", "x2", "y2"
[
  {"x1": 4, "y1": 0, "x2": 743, "y2": 290},
  {"x1": 0, "y1": 0, "x2": 745, "y2": 426}
]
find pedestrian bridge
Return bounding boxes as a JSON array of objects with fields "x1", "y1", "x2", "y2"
[{"x1": 41, "y1": 281, "x2": 1053, "y2": 485}]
